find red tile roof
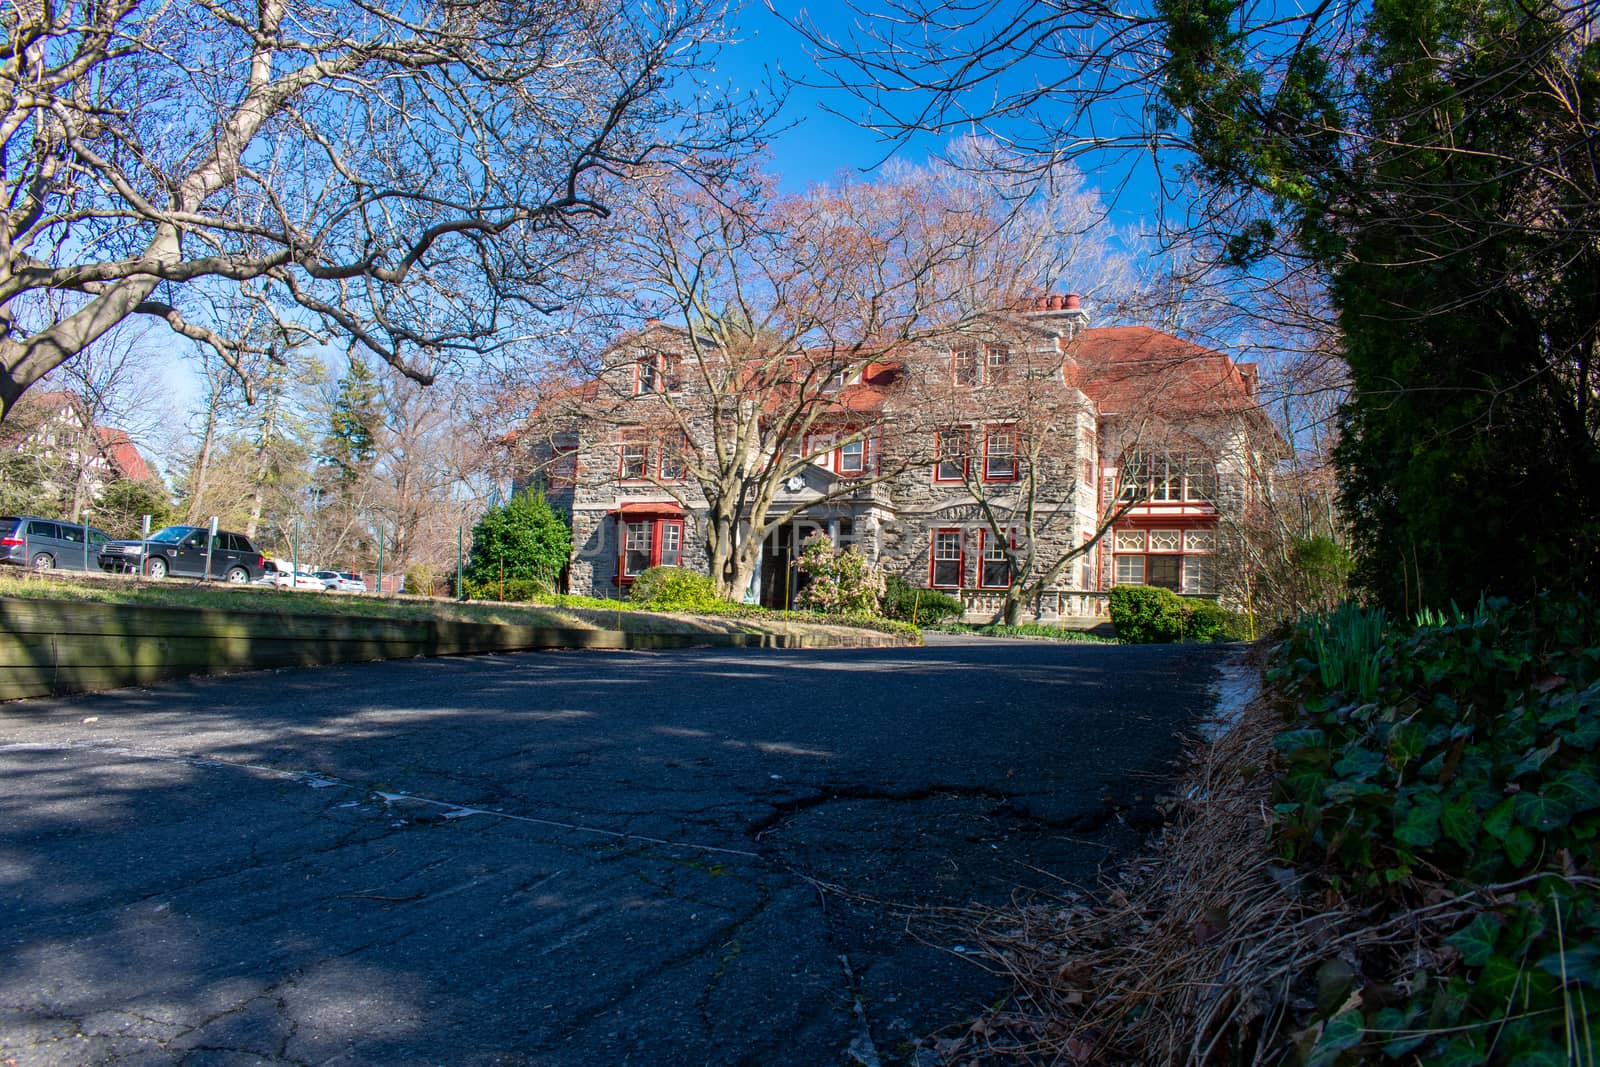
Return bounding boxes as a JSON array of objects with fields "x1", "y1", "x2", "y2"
[
  {"x1": 94, "y1": 426, "x2": 153, "y2": 482},
  {"x1": 1067, "y1": 326, "x2": 1257, "y2": 416}
]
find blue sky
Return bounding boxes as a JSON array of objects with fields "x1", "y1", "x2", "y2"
[
  {"x1": 710, "y1": 3, "x2": 943, "y2": 190},
  {"x1": 718, "y1": 3, "x2": 1169, "y2": 232}
]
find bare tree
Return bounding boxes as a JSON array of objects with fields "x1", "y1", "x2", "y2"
[{"x1": 1, "y1": 0, "x2": 764, "y2": 423}]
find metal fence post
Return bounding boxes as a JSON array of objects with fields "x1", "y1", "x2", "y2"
[
  {"x1": 377, "y1": 526, "x2": 384, "y2": 595},
  {"x1": 456, "y1": 526, "x2": 464, "y2": 600}
]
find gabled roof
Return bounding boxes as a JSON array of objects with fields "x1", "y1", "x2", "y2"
[
  {"x1": 94, "y1": 427, "x2": 153, "y2": 482},
  {"x1": 1067, "y1": 326, "x2": 1258, "y2": 417}
]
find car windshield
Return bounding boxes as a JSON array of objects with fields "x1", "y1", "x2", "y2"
[{"x1": 146, "y1": 527, "x2": 194, "y2": 544}]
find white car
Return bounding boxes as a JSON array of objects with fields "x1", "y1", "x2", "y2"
[
  {"x1": 254, "y1": 560, "x2": 325, "y2": 591},
  {"x1": 315, "y1": 569, "x2": 367, "y2": 593}
]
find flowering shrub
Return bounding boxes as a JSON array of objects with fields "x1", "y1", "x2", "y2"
[{"x1": 793, "y1": 534, "x2": 885, "y2": 617}]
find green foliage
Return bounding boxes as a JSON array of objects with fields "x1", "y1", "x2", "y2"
[
  {"x1": 92, "y1": 478, "x2": 173, "y2": 539},
  {"x1": 320, "y1": 357, "x2": 379, "y2": 486},
  {"x1": 926, "y1": 621, "x2": 1116, "y2": 643},
  {"x1": 793, "y1": 534, "x2": 885, "y2": 616},
  {"x1": 1161, "y1": 0, "x2": 1600, "y2": 612},
  {"x1": 1110, "y1": 584, "x2": 1187, "y2": 642},
  {"x1": 882, "y1": 574, "x2": 965, "y2": 625},
  {"x1": 1184, "y1": 598, "x2": 1250, "y2": 642},
  {"x1": 463, "y1": 576, "x2": 547, "y2": 602},
  {"x1": 627, "y1": 566, "x2": 730, "y2": 613},
  {"x1": 0, "y1": 450, "x2": 61, "y2": 515},
  {"x1": 464, "y1": 488, "x2": 571, "y2": 593},
  {"x1": 1268, "y1": 595, "x2": 1600, "y2": 1064},
  {"x1": 1110, "y1": 585, "x2": 1249, "y2": 643}
]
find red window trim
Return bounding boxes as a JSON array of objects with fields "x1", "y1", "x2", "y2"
[
  {"x1": 929, "y1": 527, "x2": 965, "y2": 589},
  {"x1": 618, "y1": 433, "x2": 650, "y2": 481},
  {"x1": 976, "y1": 529, "x2": 1014, "y2": 589},
  {"x1": 617, "y1": 516, "x2": 686, "y2": 584},
  {"x1": 950, "y1": 347, "x2": 979, "y2": 387},
  {"x1": 837, "y1": 437, "x2": 867, "y2": 477},
  {"x1": 982, "y1": 425, "x2": 1019, "y2": 483},
  {"x1": 933, "y1": 428, "x2": 970, "y2": 484},
  {"x1": 658, "y1": 433, "x2": 689, "y2": 481}
]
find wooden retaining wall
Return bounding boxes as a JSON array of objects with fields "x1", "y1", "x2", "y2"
[{"x1": 0, "y1": 598, "x2": 888, "y2": 702}]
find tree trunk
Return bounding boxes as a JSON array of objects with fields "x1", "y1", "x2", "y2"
[{"x1": 185, "y1": 391, "x2": 222, "y2": 524}]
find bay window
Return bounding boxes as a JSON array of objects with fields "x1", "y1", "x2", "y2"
[
  {"x1": 1110, "y1": 524, "x2": 1218, "y2": 594},
  {"x1": 620, "y1": 516, "x2": 686, "y2": 581}
]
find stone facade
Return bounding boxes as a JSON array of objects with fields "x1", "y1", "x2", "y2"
[{"x1": 522, "y1": 298, "x2": 1271, "y2": 620}]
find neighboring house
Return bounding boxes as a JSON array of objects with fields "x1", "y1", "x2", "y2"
[
  {"x1": 1, "y1": 390, "x2": 157, "y2": 513},
  {"x1": 519, "y1": 295, "x2": 1275, "y2": 620}
]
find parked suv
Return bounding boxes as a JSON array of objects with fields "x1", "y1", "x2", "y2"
[
  {"x1": 0, "y1": 515, "x2": 112, "y2": 570},
  {"x1": 98, "y1": 525, "x2": 267, "y2": 582}
]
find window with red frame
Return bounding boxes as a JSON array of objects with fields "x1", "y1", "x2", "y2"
[
  {"x1": 838, "y1": 438, "x2": 865, "y2": 475},
  {"x1": 634, "y1": 353, "x2": 682, "y2": 394},
  {"x1": 931, "y1": 529, "x2": 964, "y2": 588},
  {"x1": 620, "y1": 517, "x2": 684, "y2": 579},
  {"x1": 951, "y1": 347, "x2": 979, "y2": 386},
  {"x1": 979, "y1": 530, "x2": 1013, "y2": 588},
  {"x1": 658, "y1": 434, "x2": 689, "y2": 480},
  {"x1": 985, "y1": 346, "x2": 1012, "y2": 385},
  {"x1": 619, "y1": 435, "x2": 649, "y2": 480},
  {"x1": 984, "y1": 427, "x2": 1018, "y2": 481},
  {"x1": 935, "y1": 428, "x2": 970, "y2": 482}
]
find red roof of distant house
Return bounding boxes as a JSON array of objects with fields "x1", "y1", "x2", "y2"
[
  {"x1": 1067, "y1": 326, "x2": 1257, "y2": 416},
  {"x1": 94, "y1": 426, "x2": 153, "y2": 481}
]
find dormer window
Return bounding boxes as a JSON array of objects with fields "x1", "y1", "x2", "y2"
[{"x1": 950, "y1": 345, "x2": 1010, "y2": 387}]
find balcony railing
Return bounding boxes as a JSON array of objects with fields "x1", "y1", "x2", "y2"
[{"x1": 958, "y1": 589, "x2": 1109, "y2": 624}]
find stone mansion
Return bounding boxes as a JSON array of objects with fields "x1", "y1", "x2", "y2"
[{"x1": 519, "y1": 295, "x2": 1274, "y2": 620}]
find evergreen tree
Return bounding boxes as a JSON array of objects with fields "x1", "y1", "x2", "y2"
[
  {"x1": 465, "y1": 489, "x2": 572, "y2": 590},
  {"x1": 1159, "y1": 0, "x2": 1600, "y2": 610},
  {"x1": 321, "y1": 357, "x2": 380, "y2": 487}
]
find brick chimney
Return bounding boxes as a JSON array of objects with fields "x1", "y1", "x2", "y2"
[{"x1": 1019, "y1": 291, "x2": 1088, "y2": 336}]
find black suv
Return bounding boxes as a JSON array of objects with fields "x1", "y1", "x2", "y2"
[
  {"x1": 1, "y1": 515, "x2": 112, "y2": 570},
  {"x1": 98, "y1": 525, "x2": 267, "y2": 582}
]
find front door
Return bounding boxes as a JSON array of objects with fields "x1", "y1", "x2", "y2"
[
  {"x1": 173, "y1": 530, "x2": 207, "y2": 577},
  {"x1": 759, "y1": 525, "x2": 795, "y2": 608}
]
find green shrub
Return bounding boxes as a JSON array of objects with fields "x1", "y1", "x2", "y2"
[
  {"x1": 463, "y1": 576, "x2": 545, "y2": 602},
  {"x1": 465, "y1": 488, "x2": 571, "y2": 592},
  {"x1": 1184, "y1": 598, "x2": 1250, "y2": 642},
  {"x1": 628, "y1": 567, "x2": 729, "y2": 613},
  {"x1": 1110, "y1": 585, "x2": 1248, "y2": 643},
  {"x1": 1108, "y1": 584, "x2": 1186, "y2": 642},
  {"x1": 404, "y1": 562, "x2": 437, "y2": 598},
  {"x1": 882, "y1": 574, "x2": 964, "y2": 625}
]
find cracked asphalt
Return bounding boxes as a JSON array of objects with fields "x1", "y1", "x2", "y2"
[{"x1": 1, "y1": 633, "x2": 1227, "y2": 1066}]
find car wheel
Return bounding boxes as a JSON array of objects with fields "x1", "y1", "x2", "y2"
[
  {"x1": 147, "y1": 557, "x2": 168, "y2": 579},
  {"x1": 226, "y1": 566, "x2": 249, "y2": 584},
  {"x1": 30, "y1": 551, "x2": 54, "y2": 570}
]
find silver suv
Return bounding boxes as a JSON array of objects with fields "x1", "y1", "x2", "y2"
[{"x1": 0, "y1": 515, "x2": 112, "y2": 570}]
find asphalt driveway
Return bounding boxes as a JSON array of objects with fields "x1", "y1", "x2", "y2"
[{"x1": 1, "y1": 634, "x2": 1228, "y2": 1065}]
